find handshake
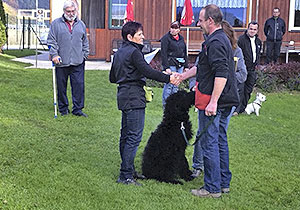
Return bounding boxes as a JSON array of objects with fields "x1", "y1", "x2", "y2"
[
  {"x1": 163, "y1": 68, "x2": 188, "y2": 86},
  {"x1": 169, "y1": 72, "x2": 183, "y2": 86}
]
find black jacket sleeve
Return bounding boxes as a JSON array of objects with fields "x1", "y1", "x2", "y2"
[
  {"x1": 264, "y1": 20, "x2": 269, "y2": 37},
  {"x1": 132, "y1": 49, "x2": 170, "y2": 83},
  {"x1": 208, "y1": 40, "x2": 229, "y2": 79},
  {"x1": 282, "y1": 18, "x2": 286, "y2": 35},
  {"x1": 160, "y1": 35, "x2": 169, "y2": 70}
]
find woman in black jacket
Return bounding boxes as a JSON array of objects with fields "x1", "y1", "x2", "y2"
[
  {"x1": 109, "y1": 21, "x2": 179, "y2": 186},
  {"x1": 160, "y1": 21, "x2": 189, "y2": 107}
]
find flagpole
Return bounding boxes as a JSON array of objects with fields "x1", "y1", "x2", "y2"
[{"x1": 186, "y1": 27, "x2": 189, "y2": 57}]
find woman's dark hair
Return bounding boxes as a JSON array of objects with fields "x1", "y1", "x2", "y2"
[{"x1": 122, "y1": 21, "x2": 143, "y2": 41}]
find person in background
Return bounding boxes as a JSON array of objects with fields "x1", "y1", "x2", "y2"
[
  {"x1": 264, "y1": 7, "x2": 286, "y2": 64},
  {"x1": 47, "y1": 0, "x2": 89, "y2": 117},
  {"x1": 235, "y1": 21, "x2": 262, "y2": 115},
  {"x1": 160, "y1": 21, "x2": 189, "y2": 108},
  {"x1": 221, "y1": 20, "x2": 247, "y2": 116},
  {"x1": 180, "y1": 4, "x2": 239, "y2": 198},
  {"x1": 109, "y1": 21, "x2": 180, "y2": 186},
  {"x1": 188, "y1": 55, "x2": 204, "y2": 179}
]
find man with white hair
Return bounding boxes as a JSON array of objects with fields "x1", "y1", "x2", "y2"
[{"x1": 47, "y1": 0, "x2": 89, "y2": 117}]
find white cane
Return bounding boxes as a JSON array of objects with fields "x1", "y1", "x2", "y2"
[
  {"x1": 49, "y1": 45, "x2": 58, "y2": 118},
  {"x1": 52, "y1": 62, "x2": 58, "y2": 118}
]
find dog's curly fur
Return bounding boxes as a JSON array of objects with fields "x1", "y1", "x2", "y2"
[{"x1": 141, "y1": 90, "x2": 195, "y2": 184}]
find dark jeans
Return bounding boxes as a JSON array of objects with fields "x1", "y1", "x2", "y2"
[
  {"x1": 236, "y1": 70, "x2": 257, "y2": 113},
  {"x1": 56, "y1": 61, "x2": 85, "y2": 114},
  {"x1": 266, "y1": 41, "x2": 282, "y2": 64},
  {"x1": 119, "y1": 108, "x2": 145, "y2": 180},
  {"x1": 198, "y1": 108, "x2": 232, "y2": 193},
  {"x1": 192, "y1": 111, "x2": 204, "y2": 171}
]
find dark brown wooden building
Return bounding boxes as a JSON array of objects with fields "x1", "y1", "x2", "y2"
[{"x1": 81, "y1": 0, "x2": 300, "y2": 62}]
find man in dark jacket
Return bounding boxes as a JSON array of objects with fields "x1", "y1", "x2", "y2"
[
  {"x1": 235, "y1": 21, "x2": 262, "y2": 115},
  {"x1": 109, "y1": 21, "x2": 179, "y2": 186},
  {"x1": 181, "y1": 4, "x2": 239, "y2": 198},
  {"x1": 264, "y1": 7, "x2": 286, "y2": 64}
]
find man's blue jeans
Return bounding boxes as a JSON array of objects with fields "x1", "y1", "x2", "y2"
[
  {"x1": 162, "y1": 66, "x2": 183, "y2": 107},
  {"x1": 192, "y1": 111, "x2": 204, "y2": 171},
  {"x1": 119, "y1": 108, "x2": 145, "y2": 180},
  {"x1": 198, "y1": 108, "x2": 232, "y2": 193}
]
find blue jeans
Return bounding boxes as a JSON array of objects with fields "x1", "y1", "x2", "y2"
[
  {"x1": 198, "y1": 108, "x2": 232, "y2": 193},
  {"x1": 162, "y1": 66, "x2": 184, "y2": 107},
  {"x1": 192, "y1": 111, "x2": 204, "y2": 171},
  {"x1": 119, "y1": 108, "x2": 145, "y2": 180}
]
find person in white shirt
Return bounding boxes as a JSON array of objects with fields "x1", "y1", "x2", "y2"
[{"x1": 235, "y1": 21, "x2": 262, "y2": 115}]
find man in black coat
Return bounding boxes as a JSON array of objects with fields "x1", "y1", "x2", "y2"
[
  {"x1": 264, "y1": 7, "x2": 286, "y2": 64},
  {"x1": 235, "y1": 21, "x2": 262, "y2": 115}
]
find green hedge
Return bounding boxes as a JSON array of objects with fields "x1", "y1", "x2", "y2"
[{"x1": 0, "y1": 20, "x2": 6, "y2": 52}]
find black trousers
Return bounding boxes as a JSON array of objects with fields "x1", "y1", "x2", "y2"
[
  {"x1": 236, "y1": 70, "x2": 257, "y2": 113},
  {"x1": 56, "y1": 61, "x2": 85, "y2": 114},
  {"x1": 266, "y1": 41, "x2": 282, "y2": 64}
]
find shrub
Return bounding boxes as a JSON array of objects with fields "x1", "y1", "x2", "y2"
[
  {"x1": 0, "y1": 20, "x2": 6, "y2": 52},
  {"x1": 256, "y1": 62, "x2": 300, "y2": 92},
  {"x1": 0, "y1": 0, "x2": 6, "y2": 25}
]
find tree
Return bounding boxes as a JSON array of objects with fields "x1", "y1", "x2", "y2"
[
  {"x1": 0, "y1": 0, "x2": 6, "y2": 25},
  {"x1": 0, "y1": 0, "x2": 6, "y2": 52}
]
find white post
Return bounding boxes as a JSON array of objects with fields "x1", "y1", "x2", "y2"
[
  {"x1": 35, "y1": 0, "x2": 38, "y2": 68},
  {"x1": 186, "y1": 27, "x2": 189, "y2": 56},
  {"x1": 286, "y1": 47, "x2": 289, "y2": 63}
]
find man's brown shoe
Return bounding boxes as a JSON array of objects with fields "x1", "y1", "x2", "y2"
[{"x1": 191, "y1": 187, "x2": 221, "y2": 198}]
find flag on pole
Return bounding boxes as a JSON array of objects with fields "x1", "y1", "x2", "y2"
[
  {"x1": 180, "y1": 0, "x2": 194, "y2": 26},
  {"x1": 124, "y1": 0, "x2": 134, "y2": 23}
]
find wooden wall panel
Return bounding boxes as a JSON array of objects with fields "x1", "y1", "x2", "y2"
[
  {"x1": 87, "y1": 0, "x2": 300, "y2": 61},
  {"x1": 255, "y1": 0, "x2": 296, "y2": 42},
  {"x1": 135, "y1": 0, "x2": 173, "y2": 40}
]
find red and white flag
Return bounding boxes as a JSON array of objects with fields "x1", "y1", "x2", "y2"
[
  {"x1": 124, "y1": 0, "x2": 134, "y2": 23},
  {"x1": 180, "y1": 0, "x2": 194, "y2": 25}
]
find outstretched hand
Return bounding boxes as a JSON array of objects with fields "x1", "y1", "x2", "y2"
[{"x1": 169, "y1": 73, "x2": 182, "y2": 86}]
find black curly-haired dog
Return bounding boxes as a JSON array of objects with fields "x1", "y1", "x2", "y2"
[{"x1": 141, "y1": 90, "x2": 195, "y2": 184}]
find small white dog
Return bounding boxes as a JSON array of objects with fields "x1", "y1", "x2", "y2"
[{"x1": 245, "y1": 93, "x2": 266, "y2": 116}]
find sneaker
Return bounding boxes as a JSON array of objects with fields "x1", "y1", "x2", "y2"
[
  {"x1": 191, "y1": 169, "x2": 202, "y2": 178},
  {"x1": 133, "y1": 171, "x2": 146, "y2": 180},
  {"x1": 221, "y1": 188, "x2": 230, "y2": 193},
  {"x1": 191, "y1": 187, "x2": 221, "y2": 198},
  {"x1": 117, "y1": 178, "x2": 142, "y2": 186}
]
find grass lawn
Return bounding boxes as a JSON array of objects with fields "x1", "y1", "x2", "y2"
[
  {"x1": 2, "y1": 49, "x2": 42, "y2": 58},
  {"x1": 0, "y1": 54, "x2": 299, "y2": 209}
]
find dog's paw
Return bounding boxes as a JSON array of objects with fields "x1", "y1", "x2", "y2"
[
  {"x1": 168, "y1": 180, "x2": 183, "y2": 185},
  {"x1": 183, "y1": 175, "x2": 195, "y2": 182}
]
